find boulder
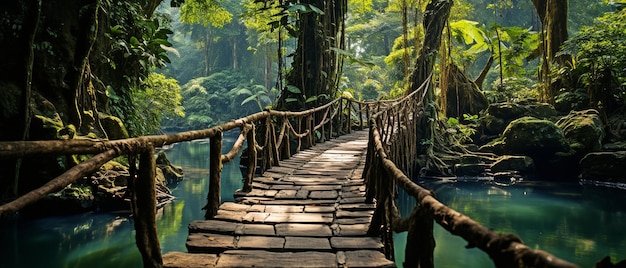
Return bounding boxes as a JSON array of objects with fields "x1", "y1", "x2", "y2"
[
  {"x1": 156, "y1": 152, "x2": 184, "y2": 185},
  {"x1": 99, "y1": 113, "x2": 129, "y2": 140},
  {"x1": 481, "y1": 117, "x2": 569, "y2": 160},
  {"x1": 454, "y1": 163, "x2": 488, "y2": 177},
  {"x1": 490, "y1": 155, "x2": 535, "y2": 173},
  {"x1": 501, "y1": 117, "x2": 569, "y2": 157},
  {"x1": 486, "y1": 102, "x2": 528, "y2": 120},
  {"x1": 554, "y1": 89, "x2": 590, "y2": 114},
  {"x1": 526, "y1": 103, "x2": 557, "y2": 119},
  {"x1": 580, "y1": 151, "x2": 626, "y2": 183},
  {"x1": 556, "y1": 109, "x2": 604, "y2": 155}
]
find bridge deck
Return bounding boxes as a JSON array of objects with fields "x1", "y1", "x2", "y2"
[{"x1": 163, "y1": 130, "x2": 395, "y2": 267}]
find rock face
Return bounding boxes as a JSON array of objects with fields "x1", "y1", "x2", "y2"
[
  {"x1": 580, "y1": 151, "x2": 626, "y2": 183},
  {"x1": 556, "y1": 109, "x2": 604, "y2": 155}
]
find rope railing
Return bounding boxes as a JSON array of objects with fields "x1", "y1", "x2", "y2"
[
  {"x1": 363, "y1": 76, "x2": 580, "y2": 268},
  {"x1": 0, "y1": 96, "x2": 380, "y2": 268}
]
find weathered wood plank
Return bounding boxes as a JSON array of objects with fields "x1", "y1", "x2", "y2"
[
  {"x1": 284, "y1": 237, "x2": 331, "y2": 250},
  {"x1": 275, "y1": 223, "x2": 332, "y2": 237},
  {"x1": 342, "y1": 250, "x2": 395, "y2": 267},
  {"x1": 215, "y1": 250, "x2": 338, "y2": 268},
  {"x1": 163, "y1": 252, "x2": 218, "y2": 268},
  {"x1": 186, "y1": 233, "x2": 235, "y2": 253}
]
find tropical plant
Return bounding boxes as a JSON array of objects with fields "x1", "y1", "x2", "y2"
[
  {"x1": 130, "y1": 73, "x2": 185, "y2": 135},
  {"x1": 560, "y1": 7, "x2": 626, "y2": 112}
]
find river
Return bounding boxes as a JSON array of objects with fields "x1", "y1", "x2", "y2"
[{"x1": 1, "y1": 135, "x2": 625, "y2": 267}]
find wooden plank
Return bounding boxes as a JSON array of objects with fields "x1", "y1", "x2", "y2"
[
  {"x1": 163, "y1": 252, "x2": 218, "y2": 268},
  {"x1": 236, "y1": 236, "x2": 285, "y2": 249},
  {"x1": 275, "y1": 223, "x2": 332, "y2": 237},
  {"x1": 284, "y1": 237, "x2": 331, "y2": 250},
  {"x1": 342, "y1": 250, "x2": 395, "y2": 268},
  {"x1": 186, "y1": 233, "x2": 235, "y2": 253},
  {"x1": 330, "y1": 237, "x2": 383, "y2": 250},
  {"x1": 309, "y1": 190, "x2": 339, "y2": 199},
  {"x1": 235, "y1": 224, "x2": 275, "y2": 236},
  {"x1": 216, "y1": 250, "x2": 337, "y2": 268},
  {"x1": 189, "y1": 220, "x2": 237, "y2": 234}
]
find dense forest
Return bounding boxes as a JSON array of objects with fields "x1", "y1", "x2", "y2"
[{"x1": 1, "y1": 0, "x2": 626, "y2": 208}]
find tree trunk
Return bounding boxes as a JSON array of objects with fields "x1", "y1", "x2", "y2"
[
  {"x1": 203, "y1": 28, "x2": 212, "y2": 76},
  {"x1": 532, "y1": 0, "x2": 569, "y2": 104},
  {"x1": 280, "y1": 0, "x2": 346, "y2": 110},
  {"x1": 408, "y1": 0, "x2": 452, "y2": 94}
]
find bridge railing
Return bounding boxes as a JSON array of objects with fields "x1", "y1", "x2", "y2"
[
  {"x1": 363, "y1": 77, "x2": 579, "y2": 268},
  {"x1": 0, "y1": 96, "x2": 384, "y2": 267}
]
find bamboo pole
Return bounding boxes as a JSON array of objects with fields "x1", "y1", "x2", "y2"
[{"x1": 204, "y1": 132, "x2": 222, "y2": 219}]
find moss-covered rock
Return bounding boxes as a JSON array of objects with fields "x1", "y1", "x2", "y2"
[
  {"x1": 556, "y1": 109, "x2": 604, "y2": 155},
  {"x1": 99, "y1": 113, "x2": 129, "y2": 140},
  {"x1": 156, "y1": 152, "x2": 184, "y2": 185},
  {"x1": 490, "y1": 155, "x2": 535, "y2": 173},
  {"x1": 482, "y1": 117, "x2": 569, "y2": 160},
  {"x1": 554, "y1": 89, "x2": 590, "y2": 114},
  {"x1": 580, "y1": 151, "x2": 626, "y2": 183},
  {"x1": 526, "y1": 103, "x2": 557, "y2": 118},
  {"x1": 486, "y1": 102, "x2": 528, "y2": 119}
]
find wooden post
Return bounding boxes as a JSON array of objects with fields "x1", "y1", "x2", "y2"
[
  {"x1": 358, "y1": 103, "x2": 364, "y2": 130},
  {"x1": 328, "y1": 107, "x2": 334, "y2": 139},
  {"x1": 269, "y1": 120, "x2": 280, "y2": 166},
  {"x1": 346, "y1": 100, "x2": 352, "y2": 134},
  {"x1": 309, "y1": 115, "x2": 315, "y2": 146},
  {"x1": 338, "y1": 99, "x2": 344, "y2": 135},
  {"x1": 281, "y1": 118, "x2": 291, "y2": 160},
  {"x1": 404, "y1": 205, "x2": 435, "y2": 268},
  {"x1": 243, "y1": 124, "x2": 256, "y2": 192},
  {"x1": 131, "y1": 146, "x2": 163, "y2": 268},
  {"x1": 204, "y1": 132, "x2": 222, "y2": 219}
]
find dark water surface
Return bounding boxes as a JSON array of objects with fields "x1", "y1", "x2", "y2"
[
  {"x1": 1, "y1": 137, "x2": 625, "y2": 267},
  {"x1": 394, "y1": 178, "x2": 626, "y2": 267}
]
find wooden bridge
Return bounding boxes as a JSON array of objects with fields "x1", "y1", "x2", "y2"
[
  {"x1": 0, "y1": 77, "x2": 580, "y2": 267},
  {"x1": 162, "y1": 130, "x2": 394, "y2": 267}
]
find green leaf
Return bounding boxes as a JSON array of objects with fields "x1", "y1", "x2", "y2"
[
  {"x1": 286, "y1": 85, "x2": 301, "y2": 94},
  {"x1": 130, "y1": 36, "x2": 140, "y2": 45},
  {"x1": 237, "y1": 88, "x2": 254, "y2": 96},
  {"x1": 285, "y1": 98, "x2": 299, "y2": 103},
  {"x1": 308, "y1": 4, "x2": 324, "y2": 15},
  {"x1": 241, "y1": 95, "x2": 258, "y2": 105},
  {"x1": 305, "y1": 96, "x2": 318, "y2": 103}
]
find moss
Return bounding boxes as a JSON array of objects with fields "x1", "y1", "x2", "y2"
[{"x1": 500, "y1": 116, "x2": 569, "y2": 157}]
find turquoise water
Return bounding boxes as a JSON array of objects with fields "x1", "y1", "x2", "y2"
[
  {"x1": 394, "y1": 179, "x2": 626, "y2": 267},
  {"x1": 1, "y1": 137, "x2": 625, "y2": 267},
  {"x1": 0, "y1": 135, "x2": 244, "y2": 268}
]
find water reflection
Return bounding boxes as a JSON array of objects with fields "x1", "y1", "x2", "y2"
[
  {"x1": 394, "y1": 179, "x2": 626, "y2": 267},
  {"x1": 0, "y1": 135, "x2": 243, "y2": 267}
]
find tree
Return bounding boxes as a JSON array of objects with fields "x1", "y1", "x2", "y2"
[
  {"x1": 179, "y1": 0, "x2": 233, "y2": 76},
  {"x1": 0, "y1": 0, "x2": 172, "y2": 198},
  {"x1": 271, "y1": 0, "x2": 348, "y2": 110},
  {"x1": 532, "y1": 0, "x2": 570, "y2": 104}
]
